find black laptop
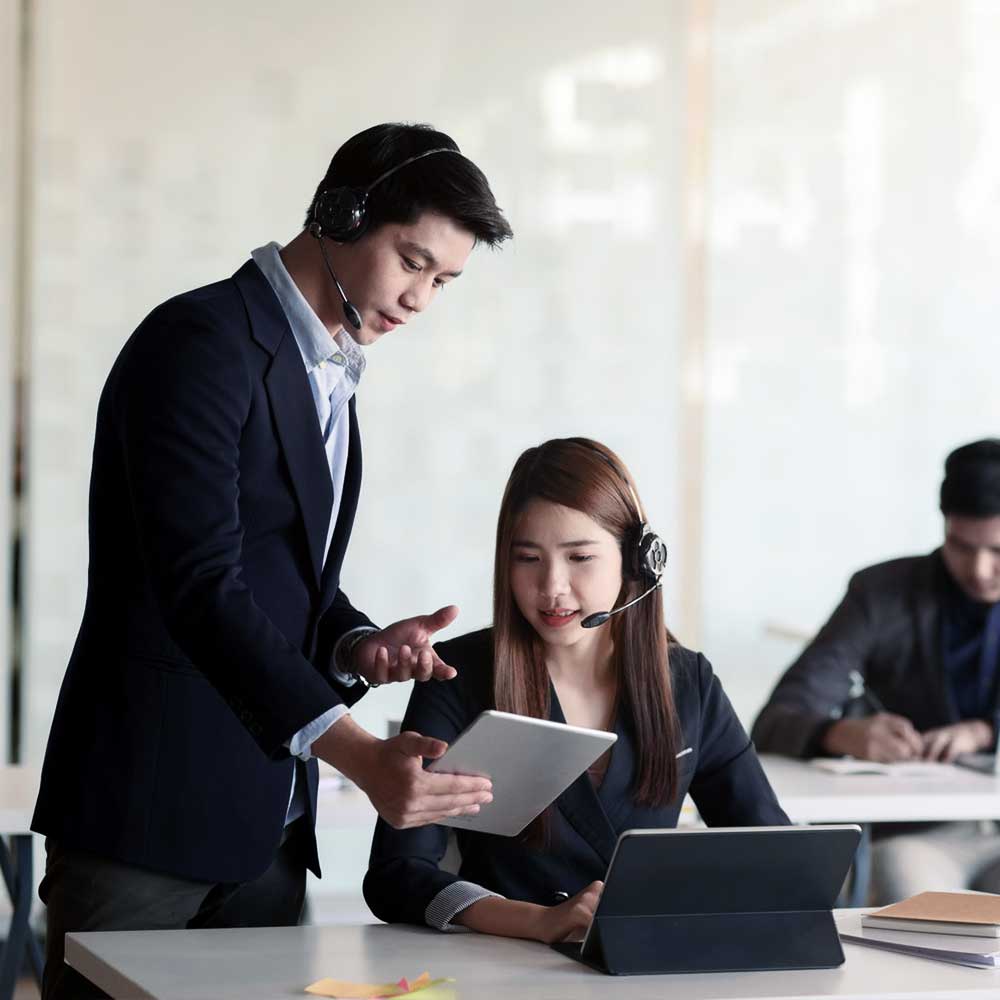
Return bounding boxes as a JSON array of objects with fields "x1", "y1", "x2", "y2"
[{"x1": 552, "y1": 824, "x2": 862, "y2": 976}]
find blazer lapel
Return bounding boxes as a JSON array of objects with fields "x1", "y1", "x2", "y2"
[
  {"x1": 319, "y1": 397, "x2": 362, "y2": 610},
  {"x1": 234, "y1": 261, "x2": 332, "y2": 591},
  {"x1": 549, "y1": 687, "x2": 619, "y2": 866}
]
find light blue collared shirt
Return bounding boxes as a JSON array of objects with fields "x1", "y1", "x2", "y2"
[{"x1": 251, "y1": 242, "x2": 366, "y2": 824}]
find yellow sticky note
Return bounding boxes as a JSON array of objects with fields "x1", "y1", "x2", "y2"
[
  {"x1": 304, "y1": 972, "x2": 453, "y2": 998},
  {"x1": 305, "y1": 980, "x2": 395, "y2": 998}
]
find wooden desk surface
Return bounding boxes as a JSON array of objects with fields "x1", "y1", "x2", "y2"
[{"x1": 66, "y1": 911, "x2": 1000, "y2": 1000}]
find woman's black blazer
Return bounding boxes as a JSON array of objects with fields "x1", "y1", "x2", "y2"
[{"x1": 364, "y1": 628, "x2": 789, "y2": 926}]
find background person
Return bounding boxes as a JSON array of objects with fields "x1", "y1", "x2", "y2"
[{"x1": 752, "y1": 438, "x2": 1000, "y2": 902}]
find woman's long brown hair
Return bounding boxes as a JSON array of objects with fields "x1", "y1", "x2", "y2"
[{"x1": 492, "y1": 438, "x2": 681, "y2": 814}]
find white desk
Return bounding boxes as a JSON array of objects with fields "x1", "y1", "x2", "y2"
[
  {"x1": 0, "y1": 766, "x2": 44, "y2": 999},
  {"x1": 759, "y1": 755, "x2": 1000, "y2": 824},
  {"x1": 65, "y1": 910, "x2": 1000, "y2": 1000}
]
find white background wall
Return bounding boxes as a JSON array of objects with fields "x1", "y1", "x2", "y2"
[
  {"x1": 8, "y1": 0, "x2": 1000, "y2": 897},
  {"x1": 702, "y1": 0, "x2": 1000, "y2": 720},
  {"x1": 21, "y1": 0, "x2": 686, "y2": 761}
]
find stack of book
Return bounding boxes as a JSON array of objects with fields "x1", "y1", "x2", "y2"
[{"x1": 840, "y1": 891, "x2": 1000, "y2": 969}]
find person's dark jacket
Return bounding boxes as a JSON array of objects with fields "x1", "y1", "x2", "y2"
[
  {"x1": 32, "y1": 260, "x2": 372, "y2": 883},
  {"x1": 751, "y1": 551, "x2": 993, "y2": 758}
]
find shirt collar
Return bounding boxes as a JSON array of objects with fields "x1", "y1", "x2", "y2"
[{"x1": 250, "y1": 241, "x2": 366, "y2": 381}]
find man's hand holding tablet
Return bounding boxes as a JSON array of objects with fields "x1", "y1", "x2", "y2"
[{"x1": 315, "y1": 716, "x2": 494, "y2": 830}]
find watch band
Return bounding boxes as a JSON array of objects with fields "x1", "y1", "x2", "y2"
[{"x1": 343, "y1": 628, "x2": 381, "y2": 686}]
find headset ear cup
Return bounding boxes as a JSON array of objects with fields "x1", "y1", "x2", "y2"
[
  {"x1": 313, "y1": 188, "x2": 368, "y2": 243},
  {"x1": 637, "y1": 528, "x2": 669, "y2": 584}
]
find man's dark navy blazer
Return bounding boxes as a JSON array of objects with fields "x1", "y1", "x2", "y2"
[{"x1": 32, "y1": 260, "x2": 373, "y2": 883}]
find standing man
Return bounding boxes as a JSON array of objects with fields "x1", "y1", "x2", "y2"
[
  {"x1": 32, "y1": 123, "x2": 513, "y2": 998},
  {"x1": 752, "y1": 439, "x2": 1000, "y2": 902}
]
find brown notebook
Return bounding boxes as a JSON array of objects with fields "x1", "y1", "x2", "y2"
[{"x1": 868, "y1": 892, "x2": 1000, "y2": 926}]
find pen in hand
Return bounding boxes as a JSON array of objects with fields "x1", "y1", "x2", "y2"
[{"x1": 848, "y1": 669, "x2": 887, "y2": 714}]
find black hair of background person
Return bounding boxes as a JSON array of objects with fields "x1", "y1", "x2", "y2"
[{"x1": 940, "y1": 438, "x2": 1000, "y2": 517}]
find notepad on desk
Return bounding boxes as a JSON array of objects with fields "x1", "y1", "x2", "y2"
[{"x1": 811, "y1": 759, "x2": 954, "y2": 777}]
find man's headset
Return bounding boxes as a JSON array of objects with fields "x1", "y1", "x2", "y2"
[
  {"x1": 309, "y1": 146, "x2": 460, "y2": 244},
  {"x1": 575, "y1": 443, "x2": 669, "y2": 628}
]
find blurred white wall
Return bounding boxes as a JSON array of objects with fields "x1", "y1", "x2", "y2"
[
  {"x1": 9, "y1": 0, "x2": 1000, "y2": 897},
  {"x1": 17, "y1": 0, "x2": 686, "y2": 897},
  {"x1": 702, "y1": 0, "x2": 1000, "y2": 722},
  {"x1": 21, "y1": 0, "x2": 686, "y2": 764}
]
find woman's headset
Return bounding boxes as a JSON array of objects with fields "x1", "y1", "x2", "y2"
[{"x1": 568, "y1": 440, "x2": 668, "y2": 627}]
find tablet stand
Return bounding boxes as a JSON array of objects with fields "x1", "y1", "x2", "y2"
[{"x1": 570, "y1": 908, "x2": 843, "y2": 975}]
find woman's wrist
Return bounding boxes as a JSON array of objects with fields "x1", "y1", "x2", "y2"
[{"x1": 453, "y1": 896, "x2": 548, "y2": 941}]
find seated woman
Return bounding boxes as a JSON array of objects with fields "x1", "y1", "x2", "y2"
[{"x1": 364, "y1": 437, "x2": 788, "y2": 943}]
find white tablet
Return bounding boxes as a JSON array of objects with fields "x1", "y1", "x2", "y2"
[{"x1": 426, "y1": 709, "x2": 617, "y2": 837}]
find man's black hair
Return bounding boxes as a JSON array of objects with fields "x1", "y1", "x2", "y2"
[
  {"x1": 940, "y1": 439, "x2": 1000, "y2": 517},
  {"x1": 305, "y1": 122, "x2": 513, "y2": 248}
]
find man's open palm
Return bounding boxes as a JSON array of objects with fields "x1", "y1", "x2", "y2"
[{"x1": 353, "y1": 605, "x2": 459, "y2": 684}]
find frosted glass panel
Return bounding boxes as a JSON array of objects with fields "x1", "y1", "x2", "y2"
[
  {"x1": 23, "y1": 2, "x2": 685, "y2": 763},
  {"x1": 702, "y1": 0, "x2": 1000, "y2": 723}
]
